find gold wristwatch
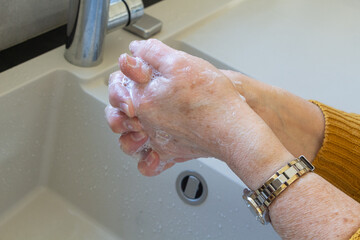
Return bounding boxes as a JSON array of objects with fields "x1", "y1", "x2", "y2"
[{"x1": 242, "y1": 155, "x2": 315, "y2": 225}]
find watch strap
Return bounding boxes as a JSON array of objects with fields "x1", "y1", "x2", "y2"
[{"x1": 249, "y1": 155, "x2": 314, "y2": 209}]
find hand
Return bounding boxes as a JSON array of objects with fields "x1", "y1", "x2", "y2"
[
  {"x1": 221, "y1": 70, "x2": 325, "y2": 162},
  {"x1": 106, "y1": 39, "x2": 292, "y2": 188},
  {"x1": 104, "y1": 40, "x2": 360, "y2": 240},
  {"x1": 106, "y1": 39, "x2": 245, "y2": 175}
]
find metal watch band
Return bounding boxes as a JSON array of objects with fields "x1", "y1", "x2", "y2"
[{"x1": 250, "y1": 156, "x2": 315, "y2": 211}]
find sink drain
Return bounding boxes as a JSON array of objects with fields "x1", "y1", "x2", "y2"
[{"x1": 176, "y1": 171, "x2": 208, "y2": 205}]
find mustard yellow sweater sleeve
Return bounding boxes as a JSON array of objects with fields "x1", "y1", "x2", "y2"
[
  {"x1": 350, "y1": 229, "x2": 360, "y2": 240},
  {"x1": 310, "y1": 101, "x2": 360, "y2": 203},
  {"x1": 310, "y1": 101, "x2": 360, "y2": 240}
]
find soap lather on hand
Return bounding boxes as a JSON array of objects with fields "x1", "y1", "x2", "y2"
[{"x1": 105, "y1": 39, "x2": 255, "y2": 177}]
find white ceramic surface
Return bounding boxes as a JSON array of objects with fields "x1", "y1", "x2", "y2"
[
  {"x1": 0, "y1": 70, "x2": 277, "y2": 239},
  {"x1": 1, "y1": 0, "x2": 359, "y2": 239}
]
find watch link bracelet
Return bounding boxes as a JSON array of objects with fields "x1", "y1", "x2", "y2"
[{"x1": 242, "y1": 155, "x2": 315, "y2": 225}]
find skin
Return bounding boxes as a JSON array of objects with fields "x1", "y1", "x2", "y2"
[
  {"x1": 221, "y1": 70, "x2": 325, "y2": 163},
  {"x1": 105, "y1": 39, "x2": 360, "y2": 239}
]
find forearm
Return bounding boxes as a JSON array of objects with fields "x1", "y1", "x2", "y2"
[
  {"x1": 109, "y1": 39, "x2": 359, "y2": 239},
  {"x1": 223, "y1": 70, "x2": 325, "y2": 162},
  {"x1": 225, "y1": 139, "x2": 360, "y2": 239},
  {"x1": 259, "y1": 84, "x2": 325, "y2": 162},
  {"x1": 222, "y1": 71, "x2": 360, "y2": 238},
  {"x1": 308, "y1": 101, "x2": 360, "y2": 203},
  {"x1": 269, "y1": 172, "x2": 360, "y2": 240}
]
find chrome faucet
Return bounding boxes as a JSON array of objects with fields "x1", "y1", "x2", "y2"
[{"x1": 64, "y1": 0, "x2": 162, "y2": 67}]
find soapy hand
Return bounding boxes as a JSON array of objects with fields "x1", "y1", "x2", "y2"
[
  {"x1": 105, "y1": 40, "x2": 360, "y2": 240},
  {"x1": 106, "y1": 39, "x2": 288, "y2": 178}
]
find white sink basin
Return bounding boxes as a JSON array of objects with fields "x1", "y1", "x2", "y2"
[
  {"x1": 0, "y1": 70, "x2": 277, "y2": 239},
  {"x1": 1, "y1": 0, "x2": 359, "y2": 239}
]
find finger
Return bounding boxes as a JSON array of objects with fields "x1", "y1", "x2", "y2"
[
  {"x1": 147, "y1": 161, "x2": 176, "y2": 176},
  {"x1": 119, "y1": 131, "x2": 148, "y2": 155},
  {"x1": 119, "y1": 53, "x2": 152, "y2": 84},
  {"x1": 108, "y1": 71, "x2": 126, "y2": 86},
  {"x1": 160, "y1": 161, "x2": 176, "y2": 172},
  {"x1": 105, "y1": 105, "x2": 143, "y2": 134},
  {"x1": 129, "y1": 39, "x2": 176, "y2": 72},
  {"x1": 138, "y1": 153, "x2": 177, "y2": 177},
  {"x1": 108, "y1": 72, "x2": 135, "y2": 117},
  {"x1": 173, "y1": 157, "x2": 191, "y2": 163},
  {"x1": 137, "y1": 150, "x2": 160, "y2": 176}
]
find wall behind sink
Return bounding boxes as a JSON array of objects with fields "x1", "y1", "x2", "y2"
[
  {"x1": 0, "y1": 0, "x2": 69, "y2": 51},
  {"x1": 0, "y1": 0, "x2": 162, "y2": 51}
]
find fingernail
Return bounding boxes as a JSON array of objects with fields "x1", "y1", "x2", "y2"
[
  {"x1": 125, "y1": 54, "x2": 138, "y2": 68},
  {"x1": 129, "y1": 41, "x2": 140, "y2": 53},
  {"x1": 104, "y1": 105, "x2": 112, "y2": 119},
  {"x1": 109, "y1": 71, "x2": 121, "y2": 86},
  {"x1": 131, "y1": 132, "x2": 146, "y2": 142},
  {"x1": 123, "y1": 121, "x2": 134, "y2": 131},
  {"x1": 119, "y1": 103, "x2": 130, "y2": 116},
  {"x1": 108, "y1": 73, "x2": 114, "y2": 86},
  {"x1": 144, "y1": 151, "x2": 156, "y2": 166},
  {"x1": 104, "y1": 105, "x2": 110, "y2": 114}
]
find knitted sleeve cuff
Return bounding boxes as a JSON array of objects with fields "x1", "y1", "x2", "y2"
[
  {"x1": 310, "y1": 100, "x2": 360, "y2": 203},
  {"x1": 350, "y1": 228, "x2": 360, "y2": 240}
]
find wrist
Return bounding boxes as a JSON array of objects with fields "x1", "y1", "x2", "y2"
[
  {"x1": 220, "y1": 112, "x2": 295, "y2": 190},
  {"x1": 235, "y1": 147, "x2": 295, "y2": 190},
  {"x1": 223, "y1": 70, "x2": 325, "y2": 162},
  {"x1": 269, "y1": 90, "x2": 325, "y2": 162},
  {"x1": 237, "y1": 76, "x2": 324, "y2": 162}
]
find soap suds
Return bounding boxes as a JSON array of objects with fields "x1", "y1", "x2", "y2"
[
  {"x1": 112, "y1": 52, "x2": 248, "y2": 176},
  {"x1": 155, "y1": 129, "x2": 172, "y2": 146}
]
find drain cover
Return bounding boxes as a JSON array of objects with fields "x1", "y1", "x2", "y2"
[{"x1": 176, "y1": 171, "x2": 208, "y2": 205}]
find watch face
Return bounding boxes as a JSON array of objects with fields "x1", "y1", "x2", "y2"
[
  {"x1": 243, "y1": 197, "x2": 259, "y2": 218},
  {"x1": 243, "y1": 189, "x2": 267, "y2": 225}
]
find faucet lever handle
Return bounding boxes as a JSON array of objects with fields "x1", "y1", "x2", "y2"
[
  {"x1": 124, "y1": 13, "x2": 162, "y2": 39},
  {"x1": 108, "y1": 0, "x2": 144, "y2": 31}
]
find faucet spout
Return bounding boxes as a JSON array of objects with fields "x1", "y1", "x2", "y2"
[{"x1": 64, "y1": 0, "x2": 144, "y2": 67}]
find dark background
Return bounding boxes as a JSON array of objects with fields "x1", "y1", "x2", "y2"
[{"x1": 0, "y1": 0, "x2": 163, "y2": 72}]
